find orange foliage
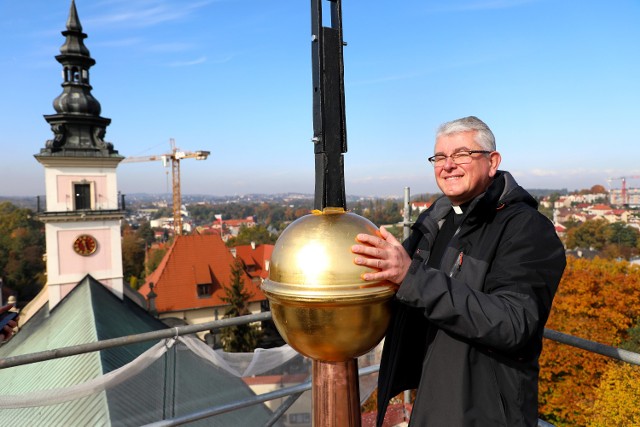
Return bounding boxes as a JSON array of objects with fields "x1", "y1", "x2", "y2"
[{"x1": 539, "y1": 257, "x2": 640, "y2": 426}]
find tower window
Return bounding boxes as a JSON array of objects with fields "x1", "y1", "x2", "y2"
[{"x1": 74, "y1": 183, "x2": 91, "y2": 210}]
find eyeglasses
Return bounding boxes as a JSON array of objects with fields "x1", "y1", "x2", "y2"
[{"x1": 428, "y1": 150, "x2": 492, "y2": 167}]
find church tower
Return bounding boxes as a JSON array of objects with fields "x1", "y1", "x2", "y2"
[{"x1": 35, "y1": 0, "x2": 125, "y2": 309}]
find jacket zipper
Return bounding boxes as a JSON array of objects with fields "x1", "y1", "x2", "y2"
[{"x1": 448, "y1": 251, "x2": 464, "y2": 277}]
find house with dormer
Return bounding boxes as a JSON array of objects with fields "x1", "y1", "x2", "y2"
[
  {"x1": 137, "y1": 234, "x2": 267, "y2": 340},
  {"x1": 233, "y1": 243, "x2": 274, "y2": 284}
]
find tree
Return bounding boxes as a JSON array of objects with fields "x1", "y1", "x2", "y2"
[
  {"x1": 584, "y1": 363, "x2": 640, "y2": 426},
  {"x1": 539, "y1": 257, "x2": 640, "y2": 426},
  {"x1": 146, "y1": 245, "x2": 168, "y2": 274},
  {"x1": 219, "y1": 261, "x2": 259, "y2": 352},
  {"x1": 121, "y1": 231, "x2": 145, "y2": 288},
  {"x1": 607, "y1": 222, "x2": 638, "y2": 248},
  {"x1": 136, "y1": 220, "x2": 156, "y2": 247},
  {"x1": 565, "y1": 219, "x2": 610, "y2": 250},
  {"x1": 0, "y1": 202, "x2": 45, "y2": 303},
  {"x1": 225, "y1": 224, "x2": 277, "y2": 247}
]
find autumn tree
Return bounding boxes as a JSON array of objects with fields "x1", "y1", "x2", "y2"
[
  {"x1": 146, "y1": 245, "x2": 168, "y2": 274},
  {"x1": 219, "y1": 261, "x2": 259, "y2": 352},
  {"x1": 121, "y1": 230, "x2": 145, "y2": 288},
  {"x1": 0, "y1": 202, "x2": 45, "y2": 303},
  {"x1": 584, "y1": 363, "x2": 640, "y2": 426},
  {"x1": 539, "y1": 257, "x2": 640, "y2": 426}
]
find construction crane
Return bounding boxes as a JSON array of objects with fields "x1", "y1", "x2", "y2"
[
  {"x1": 122, "y1": 138, "x2": 210, "y2": 235},
  {"x1": 607, "y1": 175, "x2": 640, "y2": 206}
]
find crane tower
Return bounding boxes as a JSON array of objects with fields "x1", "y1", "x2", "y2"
[
  {"x1": 607, "y1": 175, "x2": 640, "y2": 206},
  {"x1": 122, "y1": 139, "x2": 210, "y2": 235}
]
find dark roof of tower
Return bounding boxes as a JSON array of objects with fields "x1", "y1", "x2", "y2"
[
  {"x1": 35, "y1": 0, "x2": 121, "y2": 160},
  {"x1": 59, "y1": 0, "x2": 93, "y2": 61}
]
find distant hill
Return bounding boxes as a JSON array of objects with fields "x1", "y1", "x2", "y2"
[
  {"x1": 1, "y1": 189, "x2": 570, "y2": 210},
  {"x1": 0, "y1": 196, "x2": 38, "y2": 210},
  {"x1": 526, "y1": 188, "x2": 569, "y2": 198}
]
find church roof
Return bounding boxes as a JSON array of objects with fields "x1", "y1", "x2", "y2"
[{"x1": 0, "y1": 276, "x2": 277, "y2": 425}]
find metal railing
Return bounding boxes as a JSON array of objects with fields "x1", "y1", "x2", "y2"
[{"x1": 1, "y1": 311, "x2": 639, "y2": 426}]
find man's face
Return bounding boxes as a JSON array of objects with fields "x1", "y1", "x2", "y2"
[{"x1": 433, "y1": 130, "x2": 501, "y2": 205}]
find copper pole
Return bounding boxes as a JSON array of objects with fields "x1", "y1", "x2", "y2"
[{"x1": 312, "y1": 359, "x2": 361, "y2": 427}]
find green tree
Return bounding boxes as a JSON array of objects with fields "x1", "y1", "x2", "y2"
[
  {"x1": 225, "y1": 224, "x2": 277, "y2": 247},
  {"x1": 0, "y1": 202, "x2": 45, "y2": 303},
  {"x1": 219, "y1": 261, "x2": 259, "y2": 352},
  {"x1": 121, "y1": 231, "x2": 145, "y2": 287},
  {"x1": 136, "y1": 220, "x2": 156, "y2": 247},
  {"x1": 146, "y1": 245, "x2": 168, "y2": 274},
  {"x1": 565, "y1": 219, "x2": 610, "y2": 250},
  {"x1": 606, "y1": 222, "x2": 638, "y2": 248}
]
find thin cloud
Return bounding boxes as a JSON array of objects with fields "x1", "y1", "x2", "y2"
[
  {"x1": 94, "y1": 37, "x2": 143, "y2": 48},
  {"x1": 350, "y1": 55, "x2": 507, "y2": 86},
  {"x1": 85, "y1": 0, "x2": 219, "y2": 29},
  {"x1": 530, "y1": 169, "x2": 561, "y2": 177},
  {"x1": 428, "y1": 0, "x2": 541, "y2": 13},
  {"x1": 167, "y1": 56, "x2": 207, "y2": 67},
  {"x1": 148, "y1": 42, "x2": 196, "y2": 53}
]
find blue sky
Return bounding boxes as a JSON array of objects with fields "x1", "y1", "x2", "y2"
[{"x1": 1, "y1": 0, "x2": 639, "y2": 198}]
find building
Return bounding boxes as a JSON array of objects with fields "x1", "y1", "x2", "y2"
[
  {"x1": 233, "y1": 242, "x2": 274, "y2": 283},
  {"x1": 0, "y1": 3, "x2": 279, "y2": 425},
  {"x1": 32, "y1": 0, "x2": 125, "y2": 312},
  {"x1": 137, "y1": 234, "x2": 268, "y2": 341}
]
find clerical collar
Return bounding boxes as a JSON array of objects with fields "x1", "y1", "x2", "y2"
[{"x1": 451, "y1": 201, "x2": 472, "y2": 215}]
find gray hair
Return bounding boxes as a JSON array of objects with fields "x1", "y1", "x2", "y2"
[{"x1": 436, "y1": 116, "x2": 496, "y2": 151}]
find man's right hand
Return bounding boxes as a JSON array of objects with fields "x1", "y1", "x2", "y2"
[{"x1": 351, "y1": 226, "x2": 411, "y2": 285}]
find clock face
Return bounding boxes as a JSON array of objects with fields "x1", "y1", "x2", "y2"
[{"x1": 73, "y1": 234, "x2": 98, "y2": 256}]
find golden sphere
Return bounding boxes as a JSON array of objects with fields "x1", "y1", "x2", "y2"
[{"x1": 262, "y1": 209, "x2": 396, "y2": 362}]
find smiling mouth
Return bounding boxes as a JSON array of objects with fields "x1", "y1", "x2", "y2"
[{"x1": 444, "y1": 175, "x2": 463, "y2": 181}]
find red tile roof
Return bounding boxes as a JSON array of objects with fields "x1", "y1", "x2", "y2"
[
  {"x1": 591, "y1": 204, "x2": 612, "y2": 211},
  {"x1": 234, "y1": 244, "x2": 274, "y2": 279},
  {"x1": 220, "y1": 217, "x2": 256, "y2": 227},
  {"x1": 138, "y1": 234, "x2": 265, "y2": 313}
]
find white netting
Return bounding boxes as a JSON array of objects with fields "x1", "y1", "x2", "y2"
[
  {"x1": 0, "y1": 338, "x2": 173, "y2": 409},
  {"x1": 182, "y1": 336, "x2": 300, "y2": 377},
  {"x1": 0, "y1": 336, "x2": 382, "y2": 411}
]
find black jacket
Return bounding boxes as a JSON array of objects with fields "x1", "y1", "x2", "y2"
[{"x1": 376, "y1": 171, "x2": 566, "y2": 427}]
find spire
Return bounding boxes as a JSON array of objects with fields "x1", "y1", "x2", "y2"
[
  {"x1": 66, "y1": 0, "x2": 83, "y2": 32},
  {"x1": 36, "y1": 0, "x2": 120, "y2": 158}
]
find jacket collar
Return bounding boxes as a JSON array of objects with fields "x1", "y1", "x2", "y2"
[{"x1": 413, "y1": 170, "x2": 536, "y2": 231}]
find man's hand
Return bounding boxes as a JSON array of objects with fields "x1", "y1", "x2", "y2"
[{"x1": 351, "y1": 226, "x2": 411, "y2": 284}]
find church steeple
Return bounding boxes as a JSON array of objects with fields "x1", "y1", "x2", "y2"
[
  {"x1": 34, "y1": 0, "x2": 125, "y2": 311},
  {"x1": 36, "y1": 0, "x2": 119, "y2": 158}
]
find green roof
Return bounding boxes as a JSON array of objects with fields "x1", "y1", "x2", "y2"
[{"x1": 0, "y1": 276, "x2": 281, "y2": 426}]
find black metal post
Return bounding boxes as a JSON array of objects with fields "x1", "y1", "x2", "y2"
[{"x1": 311, "y1": 0, "x2": 347, "y2": 211}]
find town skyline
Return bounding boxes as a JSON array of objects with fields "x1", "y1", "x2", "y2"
[{"x1": 1, "y1": 1, "x2": 639, "y2": 198}]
